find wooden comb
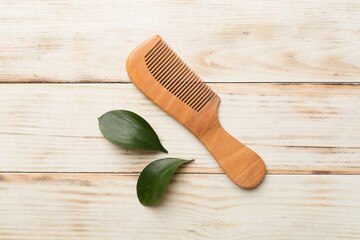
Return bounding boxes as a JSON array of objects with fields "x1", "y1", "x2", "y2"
[{"x1": 126, "y1": 35, "x2": 266, "y2": 188}]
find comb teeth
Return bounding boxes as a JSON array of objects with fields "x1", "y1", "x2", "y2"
[{"x1": 145, "y1": 39, "x2": 216, "y2": 112}]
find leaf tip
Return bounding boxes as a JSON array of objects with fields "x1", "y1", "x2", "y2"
[
  {"x1": 183, "y1": 159, "x2": 195, "y2": 164},
  {"x1": 157, "y1": 144, "x2": 168, "y2": 153}
]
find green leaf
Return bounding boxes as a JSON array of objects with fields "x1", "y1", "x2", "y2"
[
  {"x1": 137, "y1": 158, "x2": 194, "y2": 206},
  {"x1": 98, "y1": 110, "x2": 167, "y2": 153}
]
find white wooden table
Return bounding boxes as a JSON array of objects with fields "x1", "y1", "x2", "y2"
[{"x1": 1, "y1": 1, "x2": 360, "y2": 239}]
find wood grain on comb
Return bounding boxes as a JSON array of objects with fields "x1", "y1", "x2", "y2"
[
  {"x1": 144, "y1": 40, "x2": 216, "y2": 112},
  {"x1": 127, "y1": 35, "x2": 266, "y2": 189}
]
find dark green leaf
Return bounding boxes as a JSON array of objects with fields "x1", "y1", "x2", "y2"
[
  {"x1": 137, "y1": 158, "x2": 194, "y2": 206},
  {"x1": 98, "y1": 110, "x2": 167, "y2": 153}
]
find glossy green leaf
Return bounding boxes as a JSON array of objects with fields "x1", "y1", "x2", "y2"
[
  {"x1": 98, "y1": 110, "x2": 167, "y2": 153},
  {"x1": 137, "y1": 158, "x2": 194, "y2": 206}
]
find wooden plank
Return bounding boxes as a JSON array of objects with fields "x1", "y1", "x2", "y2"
[
  {"x1": 0, "y1": 173, "x2": 359, "y2": 239},
  {"x1": 1, "y1": 0, "x2": 360, "y2": 83},
  {"x1": 1, "y1": 83, "x2": 359, "y2": 173}
]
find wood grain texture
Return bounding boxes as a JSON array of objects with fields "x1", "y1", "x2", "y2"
[
  {"x1": 1, "y1": 83, "x2": 359, "y2": 174},
  {"x1": 1, "y1": 0, "x2": 359, "y2": 237},
  {"x1": 0, "y1": 173, "x2": 359, "y2": 239},
  {"x1": 1, "y1": 0, "x2": 360, "y2": 83}
]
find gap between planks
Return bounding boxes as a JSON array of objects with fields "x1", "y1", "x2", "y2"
[
  {"x1": 1, "y1": 81, "x2": 360, "y2": 84},
  {"x1": 0, "y1": 170, "x2": 359, "y2": 175}
]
